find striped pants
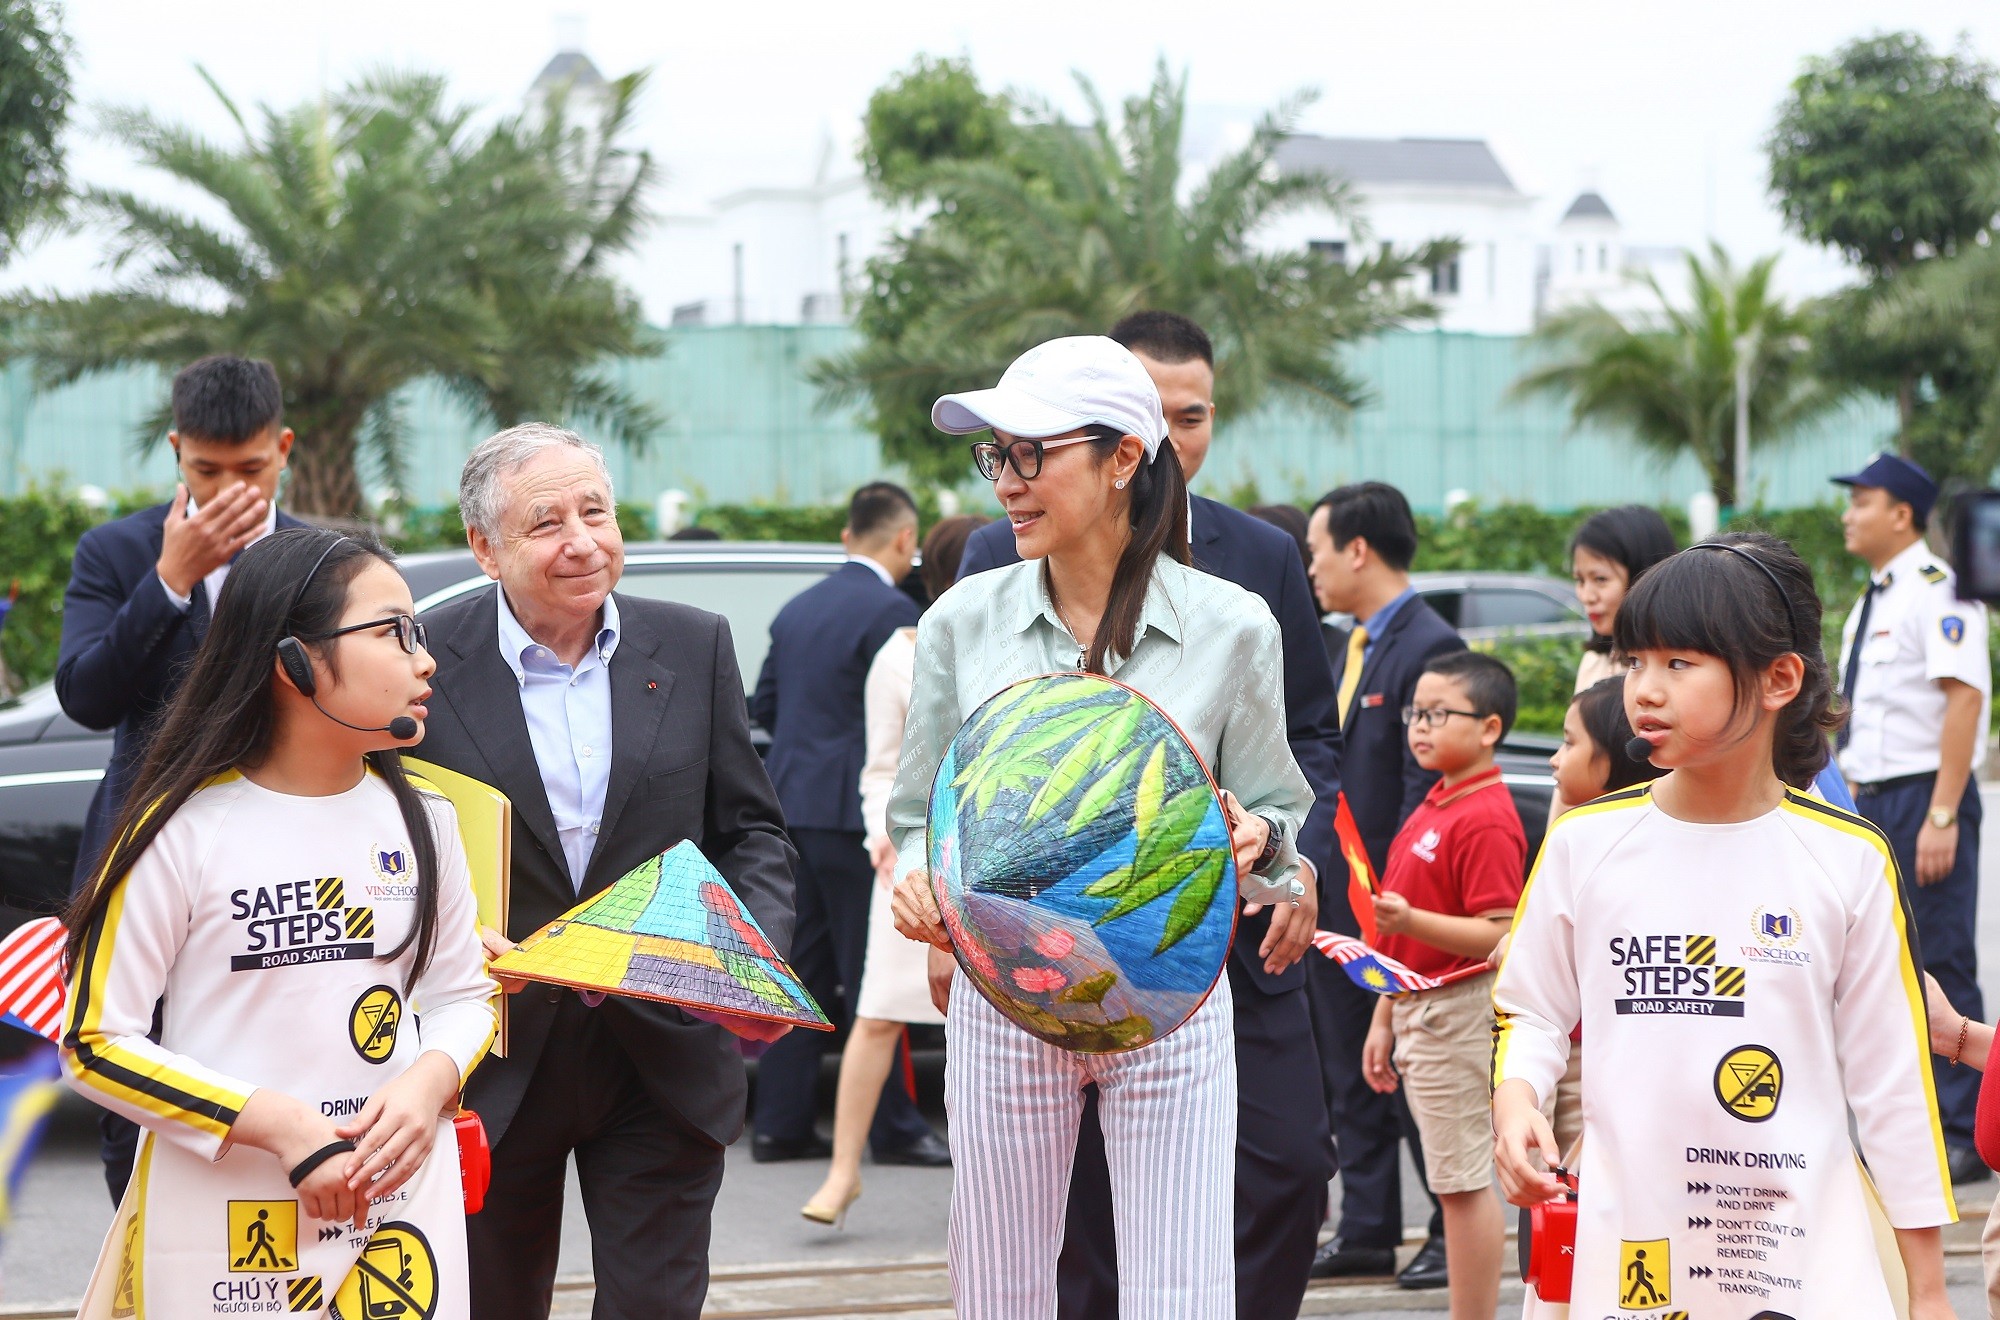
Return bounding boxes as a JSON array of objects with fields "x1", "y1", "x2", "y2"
[{"x1": 944, "y1": 969, "x2": 1236, "y2": 1320}]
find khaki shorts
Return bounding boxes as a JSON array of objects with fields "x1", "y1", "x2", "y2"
[{"x1": 1390, "y1": 972, "x2": 1499, "y2": 1196}]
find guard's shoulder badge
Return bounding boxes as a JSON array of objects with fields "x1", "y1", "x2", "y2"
[
  {"x1": 1942, "y1": 615, "x2": 1967, "y2": 645},
  {"x1": 1920, "y1": 563, "x2": 1948, "y2": 585}
]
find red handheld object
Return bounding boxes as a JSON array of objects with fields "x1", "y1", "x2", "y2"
[
  {"x1": 1521, "y1": 1167, "x2": 1579, "y2": 1303},
  {"x1": 454, "y1": 1108, "x2": 491, "y2": 1215}
]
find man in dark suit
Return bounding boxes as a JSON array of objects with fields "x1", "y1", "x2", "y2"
[
  {"x1": 419, "y1": 424, "x2": 796, "y2": 1320},
  {"x1": 1305, "y1": 481, "x2": 1466, "y2": 1289},
  {"x1": 747, "y1": 483, "x2": 948, "y2": 1164},
  {"x1": 55, "y1": 353, "x2": 303, "y2": 1201},
  {"x1": 958, "y1": 312, "x2": 1342, "y2": 1320}
]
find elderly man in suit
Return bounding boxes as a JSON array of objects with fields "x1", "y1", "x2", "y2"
[
  {"x1": 1305, "y1": 480, "x2": 1466, "y2": 1290},
  {"x1": 56, "y1": 353, "x2": 306, "y2": 1202},
  {"x1": 747, "y1": 482, "x2": 949, "y2": 1165},
  {"x1": 417, "y1": 423, "x2": 795, "y2": 1320},
  {"x1": 957, "y1": 311, "x2": 1342, "y2": 1320}
]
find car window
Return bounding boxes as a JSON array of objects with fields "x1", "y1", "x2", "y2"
[
  {"x1": 1418, "y1": 590, "x2": 1463, "y2": 628},
  {"x1": 614, "y1": 565, "x2": 838, "y2": 686},
  {"x1": 1463, "y1": 588, "x2": 1575, "y2": 629}
]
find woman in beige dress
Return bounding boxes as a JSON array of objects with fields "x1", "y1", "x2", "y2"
[{"x1": 802, "y1": 515, "x2": 989, "y2": 1227}]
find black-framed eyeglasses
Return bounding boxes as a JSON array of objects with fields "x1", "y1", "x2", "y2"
[
  {"x1": 970, "y1": 434, "x2": 1096, "y2": 481},
  {"x1": 1400, "y1": 705, "x2": 1480, "y2": 729},
  {"x1": 308, "y1": 614, "x2": 429, "y2": 655}
]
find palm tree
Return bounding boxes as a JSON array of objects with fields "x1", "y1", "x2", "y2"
[
  {"x1": 815, "y1": 61, "x2": 1452, "y2": 487},
  {"x1": 1512, "y1": 244, "x2": 1833, "y2": 508},
  {"x1": 9, "y1": 67, "x2": 662, "y2": 517}
]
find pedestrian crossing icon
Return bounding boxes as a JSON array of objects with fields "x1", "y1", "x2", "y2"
[
  {"x1": 228, "y1": 1200, "x2": 298, "y2": 1273},
  {"x1": 1618, "y1": 1238, "x2": 1670, "y2": 1308}
]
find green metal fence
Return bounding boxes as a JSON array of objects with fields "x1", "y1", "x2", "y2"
[{"x1": 0, "y1": 326, "x2": 1896, "y2": 511}]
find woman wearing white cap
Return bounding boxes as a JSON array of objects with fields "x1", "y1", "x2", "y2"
[{"x1": 886, "y1": 336, "x2": 1312, "y2": 1319}]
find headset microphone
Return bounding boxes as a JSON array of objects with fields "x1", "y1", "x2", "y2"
[
  {"x1": 307, "y1": 694, "x2": 419, "y2": 742},
  {"x1": 278, "y1": 635, "x2": 419, "y2": 741},
  {"x1": 1626, "y1": 735, "x2": 1655, "y2": 763}
]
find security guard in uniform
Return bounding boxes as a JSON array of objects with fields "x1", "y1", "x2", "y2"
[{"x1": 1834, "y1": 453, "x2": 1992, "y2": 1182}]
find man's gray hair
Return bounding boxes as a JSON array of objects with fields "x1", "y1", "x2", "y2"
[{"x1": 459, "y1": 422, "x2": 614, "y2": 539}]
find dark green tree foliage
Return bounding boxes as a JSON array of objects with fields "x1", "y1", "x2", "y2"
[
  {"x1": 0, "y1": 0, "x2": 70, "y2": 258},
  {"x1": 1768, "y1": 32, "x2": 2000, "y2": 276},
  {"x1": 9, "y1": 67, "x2": 662, "y2": 517},
  {"x1": 861, "y1": 55, "x2": 1012, "y2": 202},
  {"x1": 1768, "y1": 32, "x2": 2000, "y2": 477},
  {"x1": 819, "y1": 58, "x2": 1450, "y2": 487}
]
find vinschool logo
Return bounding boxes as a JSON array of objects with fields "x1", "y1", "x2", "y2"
[
  {"x1": 367, "y1": 844, "x2": 418, "y2": 900},
  {"x1": 1609, "y1": 931, "x2": 1747, "y2": 1017},
  {"x1": 1741, "y1": 907, "x2": 1810, "y2": 968},
  {"x1": 227, "y1": 876, "x2": 375, "y2": 971}
]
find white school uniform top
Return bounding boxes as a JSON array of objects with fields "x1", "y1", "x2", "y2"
[
  {"x1": 63, "y1": 770, "x2": 497, "y2": 1320},
  {"x1": 1836, "y1": 538, "x2": 1990, "y2": 783},
  {"x1": 1493, "y1": 784, "x2": 1952, "y2": 1320}
]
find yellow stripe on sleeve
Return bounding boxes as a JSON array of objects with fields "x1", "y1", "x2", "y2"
[
  {"x1": 1780, "y1": 791, "x2": 1954, "y2": 1214},
  {"x1": 61, "y1": 863, "x2": 248, "y2": 1144}
]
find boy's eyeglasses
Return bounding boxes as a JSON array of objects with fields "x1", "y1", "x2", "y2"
[
  {"x1": 309, "y1": 614, "x2": 429, "y2": 655},
  {"x1": 1401, "y1": 705, "x2": 1481, "y2": 729},
  {"x1": 970, "y1": 434, "x2": 1097, "y2": 481}
]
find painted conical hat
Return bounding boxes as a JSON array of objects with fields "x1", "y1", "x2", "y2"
[
  {"x1": 492, "y1": 840, "x2": 832, "y2": 1032},
  {"x1": 927, "y1": 673, "x2": 1236, "y2": 1053}
]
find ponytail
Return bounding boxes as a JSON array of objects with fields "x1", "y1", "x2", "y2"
[{"x1": 1080, "y1": 428, "x2": 1191, "y2": 673}]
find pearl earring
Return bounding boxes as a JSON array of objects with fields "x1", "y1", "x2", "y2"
[{"x1": 1114, "y1": 478, "x2": 1127, "y2": 489}]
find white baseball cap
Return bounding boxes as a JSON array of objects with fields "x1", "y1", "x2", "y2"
[{"x1": 932, "y1": 336, "x2": 1169, "y2": 461}]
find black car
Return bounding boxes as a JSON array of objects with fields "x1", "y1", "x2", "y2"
[{"x1": 0, "y1": 541, "x2": 1559, "y2": 912}]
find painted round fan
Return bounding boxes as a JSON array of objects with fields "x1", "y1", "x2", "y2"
[{"x1": 928, "y1": 673, "x2": 1237, "y2": 1053}]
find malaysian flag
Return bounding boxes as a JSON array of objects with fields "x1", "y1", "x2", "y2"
[
  {"x1": 1312, "y1": 930, "x2": 1445, "y2": 996},
  {"x1": 0, "y1": 918, "x2": 67, "y2": 1042}
]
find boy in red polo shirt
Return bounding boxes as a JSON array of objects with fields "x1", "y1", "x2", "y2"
[{"x1": 1360, "y1": 650, "x2": 1525, "y2": 1320}]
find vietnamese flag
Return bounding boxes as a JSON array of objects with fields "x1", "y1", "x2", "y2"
[{"x1": 1333, "y1": 793, "x2": 1379, "y2": 945}]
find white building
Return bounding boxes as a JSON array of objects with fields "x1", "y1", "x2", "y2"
[
  {"x1": 653, "y1": 162, "x2": 901, "y2": 327},
  {"x1": 564, "y1": 63, "x2": 1684, "y2": 338},
  {"x1": 1262, "y1": 136, "x2": 1543, "y2": 335},
  {"x1": 1537, "y1": 189, "x2": 1687, "y2": 323}
]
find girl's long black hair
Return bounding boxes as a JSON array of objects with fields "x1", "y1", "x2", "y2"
[
  {"x1": 65, "y1": 529, "x2": 444, "y2": 987},
  {"x1": 1075, "y1": 425, "x2": 1191, "y2": 673},
  {"x1": 1571, "y1": 676, "x2": 1664, "y2": 794},
  {"x1": 1571, "y1": 505, "x2": 1679, "y2": 654},
  {"x1": 1612, "y1": 530, "x2": 1841, "y2": 788}
]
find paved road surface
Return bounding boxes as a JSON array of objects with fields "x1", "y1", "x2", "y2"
[{"x1": 10, "y1": 785, "x2": 2000, "y2": 1315}]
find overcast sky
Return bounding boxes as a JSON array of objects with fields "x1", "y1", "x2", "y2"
[{"x1": 12, "y1": 0, "x2": 1999, "y2": 317}]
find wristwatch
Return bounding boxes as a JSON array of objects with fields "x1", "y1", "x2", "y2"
[
  {"x1": 1250, "y1": 814, "x2": 1286, "y2": 875},
  {"x1": 1929, "y1": 806, "x2": 1958, "y2": 829}
]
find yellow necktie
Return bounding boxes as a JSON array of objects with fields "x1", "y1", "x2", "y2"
[{"x1": 1337, "y1": 624, "x2": 1369, "y2": 724}]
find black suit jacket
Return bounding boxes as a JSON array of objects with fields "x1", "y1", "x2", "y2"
[
  {"x1": 749, "y1": 561, "x2": 920, "y2": 834},
  {"x1": 417, "y1": 586, "x2": 796, "y2": 1148},
  {"x1": 957, "y1": 497, "x2": 1343, "y2": 994},
  {"x1": 56, "y1": 501, "x2": 308, "y2": 887},
  {"x1": 1328, "y1": 592, "x2": 1465, "y2": 912}
]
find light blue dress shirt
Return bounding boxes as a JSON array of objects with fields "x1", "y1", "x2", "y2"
[
  {"x1": 497, "y1": 589, "x2": 621, "y2": 890},
  {"x1": 1357, "y1": 584, "x2": 1416, "y2": 665}
]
